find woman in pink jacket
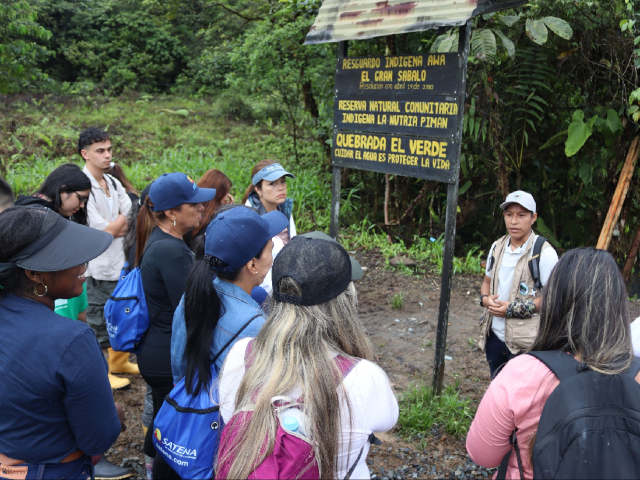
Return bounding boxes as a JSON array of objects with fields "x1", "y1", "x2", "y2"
[{"x1": 467, "y1": 247, "x2": 637, "y2": 479}]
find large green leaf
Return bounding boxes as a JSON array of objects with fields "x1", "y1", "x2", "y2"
[
  {"x1": 539, "y1": 130, "x2": 568, "y2": 150},
  {"x1": 526, "y1": 18, "x2": 548, "y2": 45},
  {"x1": 471, "y1": 29, "x2": 497, "y2": 61},
  {"x1": 493, "y1": 29, "x2": 515, "y2": 58},
  {"x1": 435, "y1": 33, "x2": 457, "y2": 53},
  {"x1": 594, "y1": 109, "x2": 623, "y2": 140},
  {"x1": 578, "y1": 159, "x2": 593, "y2": 185},
  {"x1": 541, "y1": 16, "x2": 573, "y2": 40},
  {"x1": 565, "y1": 110, "x2": 596, "y2": 157},
  {"x1": 499, "y1": 15, "x2": 520, "y2": 27}
]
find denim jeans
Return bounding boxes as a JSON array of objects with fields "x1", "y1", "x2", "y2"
[
  {"x1": 485, "y1": 330, "x2": 514, "y2": 378},
  {"x1": 1, "y1": 455, "x2": 93, "y2": 480}
]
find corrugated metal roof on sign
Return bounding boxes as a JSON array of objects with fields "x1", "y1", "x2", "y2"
[{"x1": 305, "y1": 0, "x2": 527, "y2": 44}]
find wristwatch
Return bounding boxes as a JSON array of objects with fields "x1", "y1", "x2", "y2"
[{"x1": 479, "y1": 295, "x2": 488, "y2": 307}]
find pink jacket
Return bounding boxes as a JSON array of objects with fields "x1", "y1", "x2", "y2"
[{"x1": 466, "y1": 355, "x2": 560, "y2": 479}]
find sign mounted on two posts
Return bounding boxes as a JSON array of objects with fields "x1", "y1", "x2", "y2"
[
  {"x1": 327, "y1": 24, "x2": 472, "y2": 395},
  {"x1": 331, "y1": 52, "x2": 464, "y2": 184}
]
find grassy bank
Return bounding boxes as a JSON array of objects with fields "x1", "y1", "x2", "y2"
[{"x1": 0, "y1": 93, "x2": 483, "y2": 275}]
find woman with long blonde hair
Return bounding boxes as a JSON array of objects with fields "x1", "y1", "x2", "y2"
[{"x1": 216, "y1": 233, "x2": 398, "y2": 479}]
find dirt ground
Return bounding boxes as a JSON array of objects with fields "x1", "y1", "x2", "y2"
[{"x1": 109, "y1": 250, "x2": 640, "y2": 479}]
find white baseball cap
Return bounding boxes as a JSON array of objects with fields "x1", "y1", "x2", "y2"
[{"x1": 500, "y1": 191, "x2": 536, "y2": 213}]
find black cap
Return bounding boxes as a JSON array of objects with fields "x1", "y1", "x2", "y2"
[
  {"x1": 0, "y1": 208, "x2": 112, "y2": 273},
  {"x1": 272, "y1": 236, "x2": 353, "y2": 306}
]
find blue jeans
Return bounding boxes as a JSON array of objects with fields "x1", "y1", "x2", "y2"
[
  {"x1": 485, "y1": 330, "x2": 514, "y2": 378},
  {"x1": 0, "y1": 455, "x2": 93, "y2": 480}
]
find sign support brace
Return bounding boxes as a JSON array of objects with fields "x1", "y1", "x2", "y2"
[
  {"x1": 431, "y1": 20, "x2": 471, "y2": 395},
  {"x1": 330, "y1": 40, "x2": 348, "y2": 239}
]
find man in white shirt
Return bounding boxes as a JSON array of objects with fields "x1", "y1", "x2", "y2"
[
  {"x1": 79, "y1": 128, "x2": 137, "y2": 390},
  {"x1": 477, "y1": 191, "x2": 559, "y2": 377}
]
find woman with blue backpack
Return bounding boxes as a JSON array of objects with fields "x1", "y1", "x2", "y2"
[
  {"x1": 467, "y1": 248, "x2": 640, "y2": 479},
  {"x1": 148, "y1": 206, "x2": 286, "y2": 480},
  {"x1": 215, "y1": 233, "x2": 399, "y2": 480},
  {"x1": 132, "y1": 173, "x2": 215, "y2": 478}
]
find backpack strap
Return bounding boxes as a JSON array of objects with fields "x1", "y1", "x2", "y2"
[
  {"x1": 527, "y1": 235, "x2": 547, "y2": 291},
  {"x1": 527, "y1": 350, "x2": 587, "y2": 382},
  {"x1": 496, "y1": 428, "x2": 524, "y2": 480},
  {"x1": 345, "y1": 433, "x2": 380, "y2": 480},
  {"x1": 212, "y1": 314, "x2": 262, "y2": 365}
]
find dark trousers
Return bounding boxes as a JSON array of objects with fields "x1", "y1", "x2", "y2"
[
  {"x1": 141, "y1": 374, "x2": 181, "y2": 480},
  {"x1": 485, "y1": 330, "x2": 514, "y2": 378},
  {"x1": 86, "y1": 278, "x2": 118, "y2": 349}
]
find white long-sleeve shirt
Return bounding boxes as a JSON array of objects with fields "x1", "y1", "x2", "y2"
[
  {"x1": 83, "y1": 166, "x2": 132, "y2": 281},
  {"x1": 219, "y1": 337, "x2": 399, "y2": 479}
]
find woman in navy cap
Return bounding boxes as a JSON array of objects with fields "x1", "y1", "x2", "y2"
[
  {"x1": 243, "y1": 159, "x2": 296, "y2": 296},
  {"x1": 171, "y1": 206, "x2": 288, "y2": 386},
  {"x1": 134, "y1": 173, "x2": 216, "y2": 475}
]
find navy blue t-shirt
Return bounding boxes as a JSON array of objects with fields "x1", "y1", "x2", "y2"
[{"x1": 0, "y1": 294, "x2": 120, "y2": 463}]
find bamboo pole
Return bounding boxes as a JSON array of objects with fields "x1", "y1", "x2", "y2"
[{"x1": 596, "y1": 136, "x2": 640, "y2": 250}]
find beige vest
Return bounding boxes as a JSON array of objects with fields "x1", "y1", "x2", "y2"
[{"x1": 478, "y1": 233, "x2": 550, "y2": 354}]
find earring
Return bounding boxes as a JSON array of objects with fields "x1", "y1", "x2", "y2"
[
  {"x1": 173, "y1": 220, "x2": 176, "y2": 227},
  {"x1": 34, "y1": 281, "x2": 48, "y2": 297}
]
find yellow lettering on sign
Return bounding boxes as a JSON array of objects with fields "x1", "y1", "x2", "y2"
[
  {"x1": 427, "y1": 54, "x2": 446, "y2": 66},
  {"x1": 374, "y1": 70, "x2": 394, "y2": 82},
  {"x1": 384, "y1": 56, "x2": 424, "y2": 68}
]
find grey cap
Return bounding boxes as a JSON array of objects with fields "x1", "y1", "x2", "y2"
[
  {"x1": 500, "y1": 191, "x2": 536, "y2": 213},
  {"x1": 299, "y1": 231, "x2": 363, "y2": 281}
]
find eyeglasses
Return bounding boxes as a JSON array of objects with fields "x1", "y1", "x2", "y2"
[{"x1": 75, "y1": 192, "x2": 89, "y2": 205}]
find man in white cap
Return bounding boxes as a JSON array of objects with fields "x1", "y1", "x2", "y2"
[{"x1": 477, "y1": 190, "x2": 559, "y2": 377}]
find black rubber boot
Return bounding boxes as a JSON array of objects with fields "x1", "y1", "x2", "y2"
[{"x1": 94, "y1": 456, "x2": 132, "y2": 480}]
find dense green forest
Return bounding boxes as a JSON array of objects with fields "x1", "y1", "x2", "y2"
[{"x1": 1, "y1": 0, "x2": 640, "y2": 277}]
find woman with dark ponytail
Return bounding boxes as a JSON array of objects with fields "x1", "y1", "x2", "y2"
[{"x1": 171, "y1": 207, "x2": 288, "y2": 394}]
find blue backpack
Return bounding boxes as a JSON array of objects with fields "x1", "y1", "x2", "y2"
[
  {"x1": 152, "y1": 314, "x2": 260, "y2": 480},
  {"x1": 104, "y1": 249, "x2": 167, "y2": 352}
]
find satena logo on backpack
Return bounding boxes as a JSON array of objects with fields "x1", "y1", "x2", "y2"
[
  {"x1": 497, "y1": 351, "x2": 640, "y2": 480},
  {"x1": 152, "y1": 314, "x2": 261, "y2": 480},
  {"x1": 216, "y1": 340, "x2": 382, "y2": 480}
]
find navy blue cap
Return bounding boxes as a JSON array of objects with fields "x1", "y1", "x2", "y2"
[
  {"x1": 204, "y1": 208, "x2": 289, "y2": 271},
  {"x1": 149, "y1": 172, "x2": 216, "y2": 211},
  {"x1": 251, "y1": 163, "x2": 295, "y2": 186}
]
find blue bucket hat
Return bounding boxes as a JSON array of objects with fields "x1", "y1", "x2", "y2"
[
  {"x1": 251, "y1": 163, "x2": 295, "y2": 186},
  {"x1": 149, "y1": 172, "x2": 216, "y2": 211},
  {"x1": 204, "y1": 207, "x2": 288, "y2": 272}
]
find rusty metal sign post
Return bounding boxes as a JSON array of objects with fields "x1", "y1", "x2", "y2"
[{"x1": 328, "y1": 21, "x2": 471, "y2": 395}]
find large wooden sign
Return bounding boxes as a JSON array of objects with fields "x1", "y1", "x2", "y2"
[{"x1": 332, "y1": 53, "x2": 464, "y2": 183}]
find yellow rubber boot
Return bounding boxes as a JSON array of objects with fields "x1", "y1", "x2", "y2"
[
  {"x1": 108, "y1": 372, "x2": 131, "y2": 390},
  {"x1": 103, "y1": 349, "x2": 131, "y2": 390},
  {"x1": 108, "y1": 348, "x2": 140, "y2": 375}
]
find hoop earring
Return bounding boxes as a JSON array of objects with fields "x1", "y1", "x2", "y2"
[{"x1": 34, "y1": 282, "x2": 48, "y2": 297}]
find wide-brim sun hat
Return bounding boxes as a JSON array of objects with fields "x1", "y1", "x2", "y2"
[
  {"x1": 204, "y1": 207, "x2": 289, "y2": 272},
  {"x1": 0, "y1": 207, "x2": 112, "y2": 273},
  {"x1": 251, "y1": 163, "x2": 295, "y2": 186},
  {"x1": 272, "y1": 235, "x2": 355, "y2": 306},
  {"x1": 149, "y1": 172, "x2": 216, "y2": 211}
]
